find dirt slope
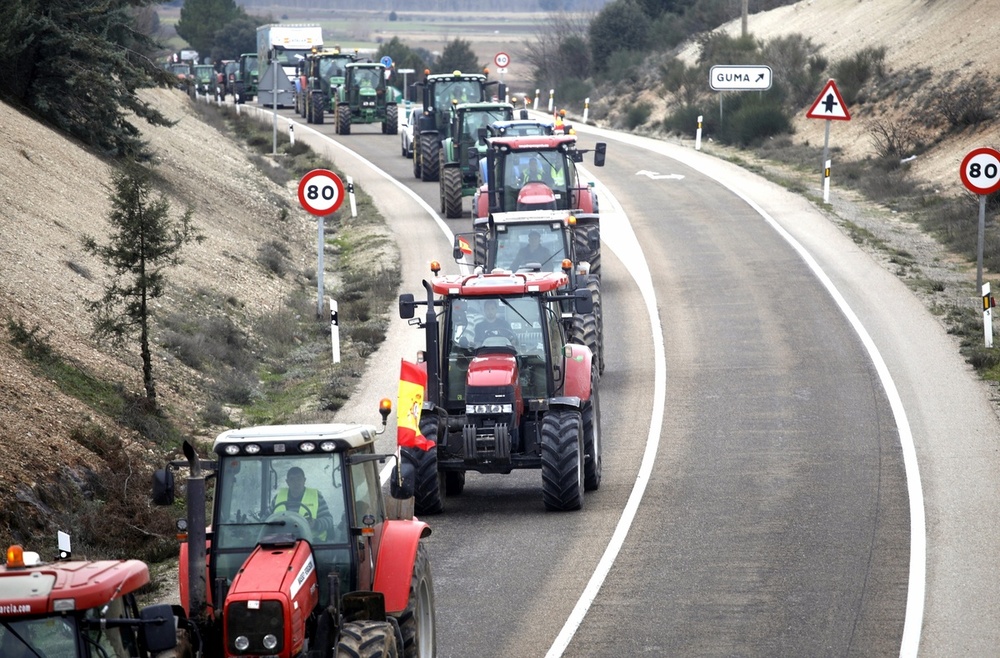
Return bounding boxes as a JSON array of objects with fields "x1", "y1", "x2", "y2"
[{"x1": 676, "y1": 0, "x2": 1000, "y2": 193}]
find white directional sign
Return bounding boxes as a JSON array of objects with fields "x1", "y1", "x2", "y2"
[
  {"x1": 709, "y1": 65, "x2": 772, "y2": 91},
  {"x1": 807, "y1": 79, "x2": 851, "y2": 121}
]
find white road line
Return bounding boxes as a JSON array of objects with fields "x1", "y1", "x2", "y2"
[{"x1": 546, "y1": 167, "x2": 667, "y2": 657}]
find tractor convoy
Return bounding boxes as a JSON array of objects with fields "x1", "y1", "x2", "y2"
[{"x1": 2, "y1": 63, "x2": 613, "y2": 658}]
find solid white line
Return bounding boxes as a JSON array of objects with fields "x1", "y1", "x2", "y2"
[{"x1": 545, "y1": 168, "x2": 667, "y2": 657}]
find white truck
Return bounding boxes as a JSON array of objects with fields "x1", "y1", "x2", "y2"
[{"x1": 256, "y1": 23, "x2": 323, "y2": 108}]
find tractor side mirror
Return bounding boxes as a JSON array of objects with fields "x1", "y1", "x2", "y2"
[
  {"x1": 399, "y1": 293, "x2": 416, "y2": 319},
  {"x1": 151, "y1": 468, "x2": 175, "y2": 506},
  {"x1": 574, "y1": 288, "x2": 594, "y2": 315},
  {"x1": 519, "y1": 109, "x2": 529, "y2": 120},
  {"x1": 453, "y1": 236, "x2": 464, "y2": 261},
  {"x1": 593, "y1": 143, "x2": 607, "y2": 167},
  {"x1": 139, "y1": 604, "x2": 179, "y2": 653}
]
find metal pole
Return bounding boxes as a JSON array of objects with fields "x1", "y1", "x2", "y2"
[
  {"x1": 821, "y1": 119, "x2": 831, "y2": 191},
  {"x1": 742, "y1": 0, "x2": 749, "y2": 37},
  {"x1": 977, "y1": 194, "x2": 986, "y2": 292},
  {"x1": 272, "y1": 56, "x2": 279, "y2": 156},
  {"x1": 317, "y1": 217, "x2": 325, "y2": 319}
]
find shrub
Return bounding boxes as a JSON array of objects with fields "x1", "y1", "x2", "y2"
[
  {"x1": 830, "y1": 46, "x2": 886, "y2": 105},
  {"x1": 624, "y1": 102, "x2": 652, "y2": 129},
  {"x1": 718, "y1": 99, "x2": 791, "y2": 146}
]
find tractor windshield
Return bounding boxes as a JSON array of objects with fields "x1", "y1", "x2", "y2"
[
  {"x1": 446, "y1": 295, "x2": 551, "y2": 401},
  {"x1": 463, "y1": 109, "x2": 510, "y2": 142},
  {"x1": 494, "y1": 224, "x2": 567, "y2": 273},
  {"x1": 320, "y1": 57, "x2": 348, "y2": 80},
  {"x1": 1, "y1": 617, "x2": 77, "y2": 658},
  {"x1": 211, "y1": 453, "x2": 354, "y2": 606},
  {"x1": 502, "y1": 151, "x2": 573, "y2": 211},
  {"x1": 437, "y1": 80, "x2": 481, "y2": 108},
  {"x1": 352, "y1": 67, "x2": 381, "y2": 90}
]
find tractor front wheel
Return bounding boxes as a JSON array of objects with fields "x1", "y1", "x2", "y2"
[
  {"x1": 338, "y1": 104, "x2": 352, "y2": 135},
  {"x1": 420, "y1": 134, "x2": 440, "y2": 182},
  {"x1": 442, "y1": 167, "x2": 463, "y2": 218},
  {"x1": 337, "y1": 620, "x2": 400, "y2": 658},
  {"x1": 540, "y1": 408, "x2": 584, "y2": 511},
  {"x1": 392, "y1": 542, "x2": 436, "y2": 658},
  {"x1": 412, "y1": 135, "x2": 423, "y2": 178},
  {"x1": 385, "y1": 103, "x2": 398, "y2": 135}
]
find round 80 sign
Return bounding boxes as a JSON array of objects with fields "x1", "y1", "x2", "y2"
[
  {"x1": 960, "y1": 147, "x2": 1000, "y2": 195},
  {"x1": 298, "y1": 169, "x2": 345, "y2": 216}
]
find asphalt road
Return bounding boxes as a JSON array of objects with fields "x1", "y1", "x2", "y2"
[{"x1": 236, "y1": 97, "x2": 1000, "y2": 656}]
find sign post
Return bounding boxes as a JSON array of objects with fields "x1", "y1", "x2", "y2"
[
  {"x1": 298, "y1": 169, "x2": 346, "y2": 318},
  {"x1": 959, "y1": 147, "x2": 1000, "y2": 292},
  {"x1": 806, "y1": 79, "x2": 851, "y2": 194}
]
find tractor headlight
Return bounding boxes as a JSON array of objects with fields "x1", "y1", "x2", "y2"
[
  {"x1": 263, "y1": 634, "x2": 278, "y2": 650},
  {"x1": 234, "y1": 636, "x2": 250, "y2": 651},
  {"x1": 466, "y1": 403, "x2": 512, "y2": 414}
]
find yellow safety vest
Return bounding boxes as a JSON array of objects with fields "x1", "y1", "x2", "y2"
[{"x1": 274, "y1": 488, "x2": 326, "y2": 540}]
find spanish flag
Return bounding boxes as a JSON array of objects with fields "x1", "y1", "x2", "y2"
[
  {"x1": 397, "y1": 359, "x2": 434, "y2": 450},
  {"x1": 457, "y1": 236, "x2": 473, "y2": 255}
]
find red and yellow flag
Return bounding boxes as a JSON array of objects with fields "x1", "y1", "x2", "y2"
[
  {"x1": 397, "y1": 359, "x2": 434, "y2": 450},
  {"x1": 457, "y1": 236, "x2": 473, "y2": 255}
]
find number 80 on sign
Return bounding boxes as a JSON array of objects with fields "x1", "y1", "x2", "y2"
[
  {"x1": 960, "y1": 147, "x2": 1000, "y2": 195},
  {"x1": 298, "y1": 169, "x2": 346, "y2": 216}
]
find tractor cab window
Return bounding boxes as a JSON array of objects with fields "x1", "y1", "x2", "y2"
[
  {"x1": 352, "y1": 67, "x2": 381, "y2": 89},
  {"x1": 445, "y1": 296, "x2": 546, "y2": 403},
  {"x1": 320, "y1": 58, "x2": 346, "y2": 80},
  {"x1": 494, "y1": 224, "x2": 566, "y2": 273},
  {"x1": 83, "y1": 597, "x2": 142, "y2": 657},
  {"x1": 545, "y1": 301, "x2": 566, "y2": 391},
  {"x1": 349, "y1": 458, "x2": 383, "y2": 525},
  {"x1": 438, "y1": 81, "x2": 478, "y2": 108},
  {"x1": 1, "y1": 617, "x2": 77, "y2": 658}
]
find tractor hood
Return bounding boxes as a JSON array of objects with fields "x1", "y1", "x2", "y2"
[{"x1": 467, "y1": 351, "x2": 518, "y2": 389}]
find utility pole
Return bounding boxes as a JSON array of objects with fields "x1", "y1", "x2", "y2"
[{"x1": 742, "y1": 0, "x2": 749, "y2": 37}]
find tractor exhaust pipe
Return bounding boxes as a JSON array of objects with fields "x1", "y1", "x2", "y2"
[
  {"x1": 183, "y1": 440, "x2": 208, "y2": 622},
  {"x1": 422, "y1": 280, "x2": 441, "y2": 407}
]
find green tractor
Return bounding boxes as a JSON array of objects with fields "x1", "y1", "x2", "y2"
[
  {"x1": 411, "y1": 70, "x2": 505, "y2": 183},
  {"x1": 439, "y1": 102, "x2": 515, "y2": 218},
  {"x1": 301, "y1": 48, "x2": 357, "y2": 124},
  {"x1": 234, "y1": 52, "x2": 258, "y2": 104},
  {"x1": 333, "y1": 61, "x2": 398, "y2": 135}
]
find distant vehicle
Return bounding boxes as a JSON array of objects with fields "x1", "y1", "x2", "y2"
[
  {"x1": 191, "y1": 64, "x2": 215, "y2": 97},
  {"x1": 401, "y1": 104, "x2": 418, "y2": 158}
]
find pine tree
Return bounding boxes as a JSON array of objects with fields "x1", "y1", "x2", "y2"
[
  {"x1": 83, "y1": 162, "x2": 200, "y2": 408},
  {"x1": 435, "y1": 39, "x2": 481, "y2": 75},
  {"x1": 176, "y1": 0, "x2": 244, "y2": 57}
]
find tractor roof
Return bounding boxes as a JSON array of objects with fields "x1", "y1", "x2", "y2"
[
  {"x1": 213, "y1": 423, "x2": 378, "y2": 455},
  {"x1": 432, "y1": 271, "x2": 568, "y2": 297},
  {"x1": 423, "y1": 71, "x2": 487, "y2": 83},
  {"x1": 347, "y1": 61, "x2": 385, "y2": 69},
  {"x1": 456, "y1": 102, "x2": 513, "y2": 112},
  {"x1": 0, "y1": 550, "x2": 150, "y2": 615},
  {"x1": 489, "y1": 119, "x2": 555, "y2": 137},
  {"x1": 487, "y1": 134, "x2": 578, "y2": 152}
]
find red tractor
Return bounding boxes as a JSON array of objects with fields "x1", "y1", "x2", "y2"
[
  {"x1": 0, "y1": 540, "x2": 189, "y2": 657},
  {"x1": 153, "y1": 403, "x2": 435, "y2": 658},
  {"x1": 472, "y1": 133, "x2": 606, "y2": 221},
  {"x1": 454, "y1": 209, "x2": 604, "y2": 374},
  {"x1": 392, "y1": 269, "x2": 602, "y2": 514}
]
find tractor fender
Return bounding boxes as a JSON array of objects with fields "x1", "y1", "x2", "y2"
[
  {"x1": 373, "y1": 519, "x2": 432, "y2": 614},
  {"x1": 571, "y1": 186, "x2": 598, "y2": 214},
  {"x1": 474, "y1": 188, "x2": 489, "y2": 220},
  {"x1": 562, "y1": 343, "x2": 593, "y2": 401},
  {"x1": 547, "y1": 395, "x2": 582, "y2": 410}
]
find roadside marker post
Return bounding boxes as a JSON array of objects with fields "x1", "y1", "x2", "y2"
[
  {"x1": 983, "y1": 284, "x2": 994, "y2": 348},
  {"x1": 959, "y1": 147, "x2": 1000, "y2": 292},
  {"x1": 695, "y1": 115, "x2": 703, "y2": 151},
  {"x1": 347, "y1": 175, "x2": 357, "y2": 218},
  {"x1": 330, "y1": 298, "x2": 341, "y2": 363},
  {"x1": 289, "y1": 123, "x2": 295, "y2": 146},
  {"x1": 823, "y1": 159, "x2": 832, "y2": 203},
  {"x1": 548, "y1": 89, "x2": 554, "y2": 113},
  {"x1": 533, "y1": 89, "x2": 540, "y2": 111},
  {"x1": 583, "y1": 98, "x2": 590, "y2": 124},
  {"x1": 298, "y1": 169, "x2": 346, "y2": 318}
]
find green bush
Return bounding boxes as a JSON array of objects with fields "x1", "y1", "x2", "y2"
[
  {"x1": 830, "y1": 46, "x2": 886, "y2": 105},
  {"x1": 624, "y1": 102, "x2": 653, "y2": 129},
  {"x1": 718, "y1": 99, "x2": 790, "y2": 146}
]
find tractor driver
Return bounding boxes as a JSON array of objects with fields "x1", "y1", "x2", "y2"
[
  {"x1": 475, "y1": 299, "x2": 517, "y2": 346},
  {"x1": 521, "y1": 157, "x2": 553, "y2": 186},
  {"x1": 272, "y1": 466, "x2": 335, "y2": 541},
  {"x1": 510, "y1": 230, "x2": 551, "y2": 271}
]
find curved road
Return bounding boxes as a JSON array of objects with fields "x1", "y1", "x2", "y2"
[{"x1": 239, "y1": 100, "x2": 1000, "y2": 656}]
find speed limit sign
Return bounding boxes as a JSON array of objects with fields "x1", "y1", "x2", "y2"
[
  {"x1": 960, "y1": 147, "x2": 1000, "y2": 195},
  {"x1": 298, "y1": 169, "x2": 345, "y2": 216},
  {"x1": 494, "y1": 52, "x2": 510, "y2": 69}
]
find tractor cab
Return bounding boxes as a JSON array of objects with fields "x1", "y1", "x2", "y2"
[{"x1": 474, "y1": 134, "x2": 606, "y2": 219}]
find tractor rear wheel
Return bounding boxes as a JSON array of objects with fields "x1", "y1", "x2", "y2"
[
  {"x1": 338, "y1": 104, "x2": 352, "y2": 135},
  {"x1": 574, "y1": 223, "x2": 601, "y2": 278},
  {"x1": 337, "y1": 620, "x2": 400, "y2": 658},
  {"x1": 569, "y1": 311, "x2": 600, "y2": 376},
  {"x1": 444, "y1": 471, "x2": 465, "y2": 496},
  {"x1": 412, "y1": 135, "x2": 422, "y2": 178},
  {"x1": 585, "y1": 274, "x2": 604, "y2": 375},
  {"x1": 473, "y1": 230, "x2": 488, "y2": 269},
  {"x1": 420, "y1": 134, "x2": 440, "y2": 182},
  {"x1": 313, "y1": 95, "x2": 325, "y2": 125},
  {"x1": 582, "y1": 373, "x2": 602, "y2": 491},
  {"x1": 391, "y1": 542, "x2": 436, "y2": 658},
  {"x1": 442, "y1": 167, "x2": 464, "y2": 218},
  {"x1": 386, "y1": 103, "x2": 398, "y2": 135},
  {"x1": 540, "y1": 408, "x2": 584, "y2": 511}
]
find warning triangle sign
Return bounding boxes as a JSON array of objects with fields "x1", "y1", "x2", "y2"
[{"x1": 806, "y1": 79, "x2": 851, "y2": 121}]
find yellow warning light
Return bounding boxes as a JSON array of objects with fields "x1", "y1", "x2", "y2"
[
  {"x1": 561, "y1": 259, "x2": 573, "y2": 272},
  {"x1": 430, "y1": 260, "x2": 441, "y2": 274},
  {"x1": 566, "y1": 215, "x2": 577, "y2": 226},
  {"x1": 6, "y1": 545, "x2": 25, "y2": 568}
]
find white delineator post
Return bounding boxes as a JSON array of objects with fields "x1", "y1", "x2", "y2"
[
  {"x1": 289, "y1": 123, "x2": 295, "y2": 146},
  {"x1": 533, "y1": 89, "x2": 540, "y2": 111},
  {"x1": 823, "y1": 159, "x2": 831, "y2": 203},
  {"x1": 583, "y1": 98, "x2": 590, "y2": 124},
  {"x1": 330, "y1": 298, "x2": 341, "y2": 363},
  {"x1": 695, "y1": 115, "x2": 703, "y2": 151},
  {"x1": 548, "y1": 89, "x2": 554, "y2": 113},
  {"x1": 984, "y1": 283, "x2": 994, "y2": 348},
  {"x1": 347, "y1": 176, "x2": 357, "y2": 218}
]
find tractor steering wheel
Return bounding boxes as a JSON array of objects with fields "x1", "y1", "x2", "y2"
[{"x1": 271, "y1": 500, "x2": 314, "y2": 520}]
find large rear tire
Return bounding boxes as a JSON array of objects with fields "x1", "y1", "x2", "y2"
[
  {"x1": 420, "y1": 134, "x2": 440, "y2": 182},
  {"x1": 540, "y1": 408, "x2": 584, "y2": 511},
  {"x1": 391, "y1": 414, "x2": 444, "y2": 515},
  {"x1": 385, "y1": 103, "x2": 398, "y2": 135},
  {"x1": 444, "y1": 471, "x2": 465, "y2": 496},
  {"x1": 442, "y1": 167, "x2": 464, "y2": 218},
  {"x1": 337, "y1": 620, "x2": 399, "y2": 658},
  {"x1": 582, "y1": 373, "x2": 602, "y2": 491},
  {"x1": 412, "y1": 134, "x2": 422, "y2": 178},
  {"x1": 585, "y1": 274, "x2": 604, "y2": 375},
  {"x1": 391, "y1": 542, "x2": 436, "y2": 658},
  {"x1": 569, "y1": 311, "x2": 600, "y2": 376},
  {"x1": 473, "y1": 230, "x2": 489, "y2": 269},
  {"x1": 574, "y1": 223, "x2": 601, "y2": 279}
]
